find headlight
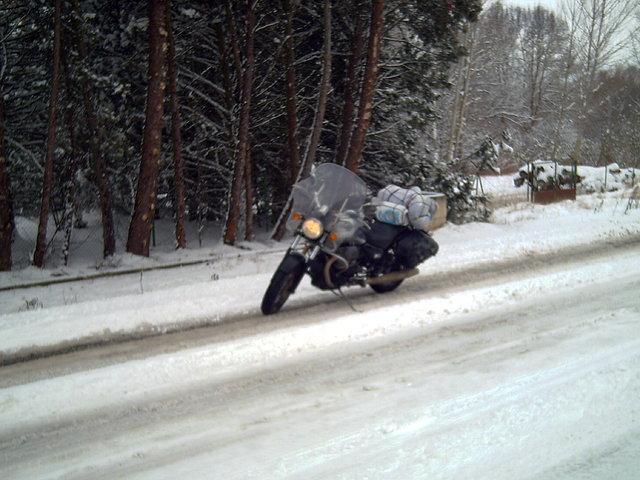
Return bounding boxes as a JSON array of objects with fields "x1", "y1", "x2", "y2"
[{"x1": 301, "y1": 218, "x2": 323, "y2": 240}]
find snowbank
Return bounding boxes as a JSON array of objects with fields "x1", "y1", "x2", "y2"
[
  {"x1": 1, "y1": 188, "x2": 639, "y2": 362},
  {"x1": 513, "y1": 160, "x2": 639, "y2": 193}
]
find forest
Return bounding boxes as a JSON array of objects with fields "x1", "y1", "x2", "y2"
[{"x1": 0, "y1": 0, "x2": 638, "y2": 270}]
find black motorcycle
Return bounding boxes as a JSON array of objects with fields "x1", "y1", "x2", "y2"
[{"x1": 261, "y1": 163, "x2": 439, "y2": 315}]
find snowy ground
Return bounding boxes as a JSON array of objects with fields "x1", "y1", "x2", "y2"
[
  {"x1": 1, "y1": 186, "x2": 640, "y2": 479},
  {"x1": 1, "y1": 187, "x2": 638, "y2": 359}
]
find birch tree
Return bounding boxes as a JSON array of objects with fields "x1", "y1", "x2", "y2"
[
  {"x1": 438, "y1": 2, "x2": 518, "y2": 167},
  {"x1": 563, "y1": 0, "x2": 636, "y2": 164},
  {"x1": 520, "y1": 6, "x2": 566, "y2": 129},
  {"x1": 445, "y1": 21, "x2": 477, "y2": 164}
]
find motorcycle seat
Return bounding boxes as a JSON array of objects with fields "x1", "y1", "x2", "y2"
[{"x1": 364, "y1": 220, "x2": 405, "y2": 250}]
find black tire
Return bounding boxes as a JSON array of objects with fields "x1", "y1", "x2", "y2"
[
  {"x1": 370, "y1": 278, "x2": 403, "y2": 293},
  {"x1": 369, "y1": 256, "x2": 403, "y2": 293},
  {"x1": 261, "y1": 254, "x2": 306, "y2": 315}
]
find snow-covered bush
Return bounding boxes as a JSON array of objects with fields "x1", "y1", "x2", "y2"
[
  {"x1": 577, "y1": 163, "x2": 639, "y2": 193},
  {"x1": 514, "y1": 161, "x2": 639, "y2": 193}
]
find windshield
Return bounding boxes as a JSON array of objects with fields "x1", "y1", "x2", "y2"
[{"x1": 287, "y1": 163, "x2": 367, "y2": 247}]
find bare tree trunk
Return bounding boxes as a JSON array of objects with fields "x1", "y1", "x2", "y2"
[
  {"x1": 127, "y1": 0, "x2": 168, "y2": 257},
  {"x1": 301, "y1": 0, "x2": 332, "y2": 177},
  {"x1": 244, "y1": 148, "x2": 254, "y2": 241},
  {"x1": 61, "y1": 107, "x2": 79, "y2": 267},
  {"x1": 0, "y1": 93, "x2": 13, "y2": 271},
  {"x1": 336, "y1": 12, "x2": 365, "y2": 167},
  {"x1": 563, "y1": 0, "x2": 636, "y2": 165},
  {"x1": 215, "y1": 19, "x2": 236, "y2": 133},
  {"x1": 270, "y1": 0, "x2": 332, "y2": 241},
  {"x1": 223, "y1": 0, "x2": 256, "y2": 246},
  {"x1": 447, "y1": 24, "x2": 475, "y2": 164},
  {"x1": 281, "y1": 0, "x2": 302, "y2": 186},
  {"x1": 59, "y1": 39, "x2": 80, "y2": 267},
  {"x1": 551, "y1": 3, "x2": 579, "y2": 162},
  {"x1": 70, "y1": 0, "x2": 116, "y2": 258},
  {"x1": 446, "y1": 30, "x2": 465, "y2": 163},
  {"x1": 344, "y1": 0, "x2": 385, "y2": 173},
  {"x1": 223, "y1": 0, "x2": 255, "y2": 243},
  {"x1": 33, "y1": 0, "x2": 62, "y2": 267},
  {"x1": 452, "y1": 39, "x2": 473, "y2": 162},
  {"x1": 226, "y1": 0, "x2": 244, "y2": 88},
  {"x1": 445, "y1": 58, "x2": 463, "y2": 163},
  {"x1": 165, "y1": 0, "x2": 186, "y2": 249},
  {"x1": 195, "y1": 159, "x2": 205, "y2": 247},
  {"x1": 216, "y1": 15, "x2": 239, "y2": 229}
]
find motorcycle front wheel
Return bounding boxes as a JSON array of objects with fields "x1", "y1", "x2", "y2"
[{"x1": 261, "y1": 253, "x2": 306, "y2": 315}]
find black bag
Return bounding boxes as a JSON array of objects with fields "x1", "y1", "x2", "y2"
[{"x1": 395, "y1": 230, "x2": 439, "y2": 268}]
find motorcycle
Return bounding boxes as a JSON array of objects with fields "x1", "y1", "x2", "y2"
[{"x1": 261, "y1": 163, "x2": 439, "y2": 315}]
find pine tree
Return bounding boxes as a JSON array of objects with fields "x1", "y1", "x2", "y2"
[
  {"x1": 0, "y1": 93, "x2": 13, "y2": 270},
  {"x1": 335, "y1": 5, "x2": 366, "y2": 168},
  {"x1": 33, "y1": 0, "x2": 62, "y2": 267},
  {"x1": 165, "y1": 0, "x2": 187, "y2": 249},
  {"x1": 223, "y1": 0, "x2": 257, "y2": 246},
  {"x1": 1, "y1": 1, "x2": 51, "y2": 222},
  {"x1": 271, "y1": 0, "x2": 333, "y2": 240},
  {"x1": 69, "y1": 0, "x2": 117, "y2": 258},
  {"x1": 127, "y1": 0, "x2": 168, "y2": 257},
  {"x1": 345, "y1": 0, "x2": 385, "y2": 173},
  {"x1": 281, "y1": 0, "x2": 302, "y2": 186}
]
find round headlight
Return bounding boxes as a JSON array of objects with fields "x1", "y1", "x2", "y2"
[{"x1": 302, "y1": 218, "x2": 323, "y2": 240}]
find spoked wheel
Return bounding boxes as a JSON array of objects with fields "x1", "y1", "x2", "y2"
[{"x1": 261, "y1": 253, "x2": 306, "y2": 315}]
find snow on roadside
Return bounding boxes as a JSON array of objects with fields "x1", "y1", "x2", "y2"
[
  {"x1": 3, "y1": 248, "x2": 639, "y2": 439},
  {"x1": 1, "y1": 189, "x2": 639, "y2": 360}
]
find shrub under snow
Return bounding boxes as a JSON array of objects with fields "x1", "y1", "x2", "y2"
[{"x1": 513, "y1": 161, "x2": 639, "y2": 193}]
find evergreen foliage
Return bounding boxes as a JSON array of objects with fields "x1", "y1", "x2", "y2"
[
  {"x1": 1, "y1": 0, "x2": 637, "y2": 265},
  {"x1": 1, "y1": 0, "x2": 482, "y2": 240}
]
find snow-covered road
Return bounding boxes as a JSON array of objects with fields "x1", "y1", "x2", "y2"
[{"x1": 1, "y1": 243, "x2": 639, "y2": 479}]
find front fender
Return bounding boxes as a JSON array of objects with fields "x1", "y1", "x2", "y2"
[{"x1": 278, "y1": 252, "x2": 306, "y2": 275}]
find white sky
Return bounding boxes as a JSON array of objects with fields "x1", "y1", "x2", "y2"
[
  {"x1": 498, "y1": 0, "x2": 637, "y2": 64},
  {"x1": 499, "y1": 0, "x2": 559, "y2": 11}
]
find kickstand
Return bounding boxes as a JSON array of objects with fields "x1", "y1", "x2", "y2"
[{"x1": 331, "y1": 288, "x2": 362, "y2": 313}]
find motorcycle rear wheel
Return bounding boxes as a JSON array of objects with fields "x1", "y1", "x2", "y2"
[
  {"x1": 261, "y1": 253, "x2": 306, "y2": 315},
  {"x1": 369, "y1": 278, "x2": 403, "y2": 293},
  {"x1": 369, "y1": 260, "x2": 404, "y2": 293}
]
